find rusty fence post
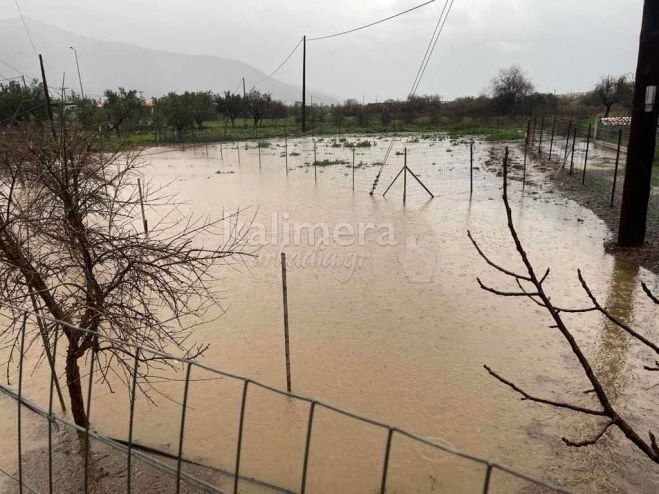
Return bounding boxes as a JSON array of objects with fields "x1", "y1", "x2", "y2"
[
  {"x1": 569, "y1": 127, "x2": 577, "y2": 175},
  {"x1": 470, "y1": 139, "x2": 474, "y2": 196},
  {"x1": 233, "y1": 380, "x2": 249, "y2": 494},
  {"x1": 582, "y1": 123, "x2": 592, "y2": 185},
  {"x1": 175, "y1": 362, "x2": 192, "y2": 494},
  {"x1": 281, "y1": 253, "x2": 292, "y2": 392},
  {"x1": 548, "y1": 116, "x2": 556, "y2": 160},
  {"x1": 137, "y1": 178, "x2": 148, "y2": 235}
]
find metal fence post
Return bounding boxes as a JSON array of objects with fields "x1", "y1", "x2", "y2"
[
  {"x1": 403, "y1": 148, "x2": 407, "y2": 204},
  {"x1": 538, "y1": 116, "x2": 545, "y2": 155},
  {"x1": 281, "y1": 253, "x2": 292, "y2": 392},
  {"x1": 84, "y1": 348, "x2": 97, "y2": 494},
  {"x1": 582, "y1": 123, "x2": 592, "y2": 185},
  {"x1": 237, "y1": 142, "x2": 241, "y2": 164},
  {"x1": 258, "y1": 140, "x2": 262, "y2": 170},
  {"x1": 523, "y1": 119, "x2": 530, "y2": 174},
  {"x1": 470, "y1": 139, "x2": 474, "y2": 196},
  {"x1": 549, "y1": 117, "x2": 556, "y2": 160},
  {"x1": 300, "y1": 401, "x2": 316, "y2": 494},
  {"x1": 127, "y1": 349, "x2": 141, "y2": 494},
  {"x1": 569, "y1": 128, "x2": 577, "y2": 175},
  {"x1": 175, "y1": 362, "x2": 193, "y2": 494},
  {"x1": 314, "y1": 139, "x2": 317, "y2": 182},
  {"x1": 17, "y1": 318, "x2": 27, "y2": 494},
  {"x1": 137, "y1": 178, "x2": 148, "y2": 235},
  {"x1": 379, "y1": 428, "x2": 394, "y2": 494},
  {"x1": 48, "y1": 328, "x2": 62, "y2": 494},
  {"x1": 611, "y1": 128, "x2": 623, "y2": 207},
  {"x1": 352, "y1": 147, "x2": 355, "y2": 191},
  {"x1": 233, "y1": 380, "x2": 250, "y2": 494},
  {"x1": 285, "y1": 135, "x2": 289, "y2": 175},
  {"x1": 563, "y1": 119, "x2": 573, "y2": 166},
  {"x1": 482, "y1": 464, "x2": 493, "y2": 493}
]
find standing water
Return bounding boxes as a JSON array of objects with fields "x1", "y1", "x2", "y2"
[{"x1": 1, "y1": 134, "x2": 657, "y2": 493}]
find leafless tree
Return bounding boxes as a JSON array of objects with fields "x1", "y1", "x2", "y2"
[
  {"x1": 590, "y1": 75, "x2": 634, "y2": 117},
  {"x1": 0, "y1": 123, "x2": 252, "y2": 426},
  {"x1": 469, "y1": 150, "x2": 658, "y2": 463}
]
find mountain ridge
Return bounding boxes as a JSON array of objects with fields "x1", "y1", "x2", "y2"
[{"x1": 0, "y1": 17, "x2": 335, "y2": 103}]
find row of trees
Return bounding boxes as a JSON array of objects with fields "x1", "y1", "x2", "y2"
[{"x1": 0, "y1": 66, "x2": 635, "y2": 135}]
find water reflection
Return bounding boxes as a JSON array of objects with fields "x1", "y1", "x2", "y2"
[{"x1": 593, "y1": 256, "x2": 638, "y2": 401}]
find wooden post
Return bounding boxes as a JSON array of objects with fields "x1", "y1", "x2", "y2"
[
  {"x1": 352, "y1": 147, "x2": 355, "y2": 191},
  {"x1": 220, "y1": 142, "x2": 224, "y2": 160},
  {"x1": 582, "y1": 123, "x2": 592, "y2": 185},
  {"x1": 258, "y1": 140, "x2": 262, "y2": 169},
  {"x1": 618, "y1": 0, "x2": 659, "y2": 246},
  {"x1": 611, "y1": 128, "x2": 623, "y2": 207},
  {"x1": 281, "y1": 253, "x2": 292, "y2": 392},
  {"x1": 137, "y1": 178, "x2": 148, "y2": 235},
  {"x1": 538, "y1": 116, "x2": 545, "y2": 155},
  {"x1": 237, "y1": 142, "x2": 241, "y2": 164}
]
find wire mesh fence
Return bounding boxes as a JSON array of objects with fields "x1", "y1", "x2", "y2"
[
  {"x1": 0, "y1": 305, "x2": 573, "y2": 494},
  {"x1": 520, "y1": 115, "x2": 641, "y2": 209},
  {"x1": 207, "y1": 133, "x2": 520, "y2": 203}
]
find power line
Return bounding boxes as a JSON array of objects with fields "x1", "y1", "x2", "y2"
[
  {"x1": 0, "y1": 57, "x2": 25, "y2": 76},
  {"x1": 409, "y1": 0, "x2": 450, "y2": 98},
  {"x1": 307, "y1": 0, "x2": 436, "y2": 41},
  {"x1": 410, "y1": 0, "x2": 455, "y2": 96},
  {"x1": 13, "y1": 0, "x2": 38, "y2": 55},
  {"x1": 249, "y1": 37, "x2": 303, "y2": 85},
  {"x1": 373, "y1": 0, "x2": 457, "y2": 190}
]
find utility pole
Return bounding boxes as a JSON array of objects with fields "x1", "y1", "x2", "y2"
[
  {"x1": 618, "y1": 0, "x2": 659, "y2": 247},
  {"x1": 302, "y1": 35, "x2": 307, "y2": 133},
  {"x1": 38, "y1": 54, "x2": 56, "y2": 138},
  {"x1": 242, "y1": 77, "x2": 246, "y2": 98},
  {"x1": 69, "y1": 46, "x2": 84, "y2": 98}
]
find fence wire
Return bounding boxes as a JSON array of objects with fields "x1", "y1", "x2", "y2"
[
  {"x1": 208, "y1": 133, "x2": 521, "y2": 203},
  {"x1": 0, "y1": 304, "x2": 572, "y2": 494}
]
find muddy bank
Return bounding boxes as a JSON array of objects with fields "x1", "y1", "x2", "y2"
[{"x1": 485, "y1": 144, "x2": 659, "y2": 275}]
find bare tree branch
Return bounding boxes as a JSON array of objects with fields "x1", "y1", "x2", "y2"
[
  {"x1": 562, "y1": 421, "x2": 615, "y2": 448},
  {"x1": 471, "y1": 147, "x2": 659, "y2": 464}
]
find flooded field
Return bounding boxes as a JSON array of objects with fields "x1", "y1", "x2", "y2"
[{"x1": 1, "y1": 134, "x2": 658, "y2": 493}]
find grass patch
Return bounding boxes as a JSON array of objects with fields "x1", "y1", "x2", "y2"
[{"x1": 313, "y1": 159, "x2": 349, "y2": 167}]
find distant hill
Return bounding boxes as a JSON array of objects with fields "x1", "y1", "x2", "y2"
[{"x1": 0, "y1": 17, "x2": 335, "y2": 103}]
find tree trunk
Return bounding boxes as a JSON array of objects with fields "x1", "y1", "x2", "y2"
[
  {"x1": 65, "y1": 350, "x2": 87, "y2": 426},
  {"x1": 604, "y1": 104, "x2": 613, "y2": 118}
]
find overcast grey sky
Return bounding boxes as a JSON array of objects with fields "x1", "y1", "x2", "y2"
[{"x1": 1, "y1": 0, "x2": 644, "y2": 101}]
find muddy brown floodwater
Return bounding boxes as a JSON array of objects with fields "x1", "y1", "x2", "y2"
[{"x1": 1, "y1": 134, "x2": 658, "y2": 493}]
